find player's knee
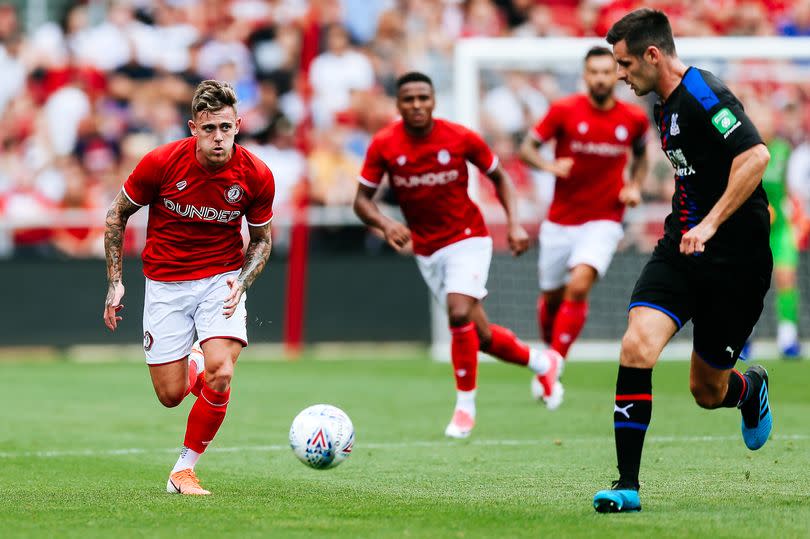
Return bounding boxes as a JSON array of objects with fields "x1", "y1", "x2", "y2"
[
  {"x1": 156, "y1": 388, "x2": 185, "y2": 408},
  {"x1": 448, "y1": 308, "x2": 472, "y2": 327},
  {"x1": 206, "y1": 362, "x2": 234, "y2": 392},
  {"x1": 565, "y1": 284, "x2": 590, "y2": 302},
  {"x1": 620, "y1": 330, "x2": 656, "y2": 368},
  {"x1": 690, "y1": 379, "x2": 725, "y2": 409}
]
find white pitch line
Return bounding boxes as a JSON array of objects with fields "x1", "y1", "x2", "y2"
[{"x1": 0, "y1": 434, "x2": 808, "y2": 459}]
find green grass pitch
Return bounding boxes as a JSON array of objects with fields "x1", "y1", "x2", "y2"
[{"x1": 2, "y1": 355, "x2": 809, "y2": 538}]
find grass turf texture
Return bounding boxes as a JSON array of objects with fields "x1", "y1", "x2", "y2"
[{"x1": 2, "y1": 356, "x2": 809, "y2": 538}]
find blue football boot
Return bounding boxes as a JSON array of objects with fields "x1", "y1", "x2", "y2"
[
  {"x1": 593, "y1": 480, "x2": 641, "y2": 513},
  {"x1": 740, "y1": 365, "x2": 772, "y2": 450}
]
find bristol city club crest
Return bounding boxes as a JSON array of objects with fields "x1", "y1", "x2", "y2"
[
  {"x1": 437, "y1": 149, "x2": 451, "y2": 164},
  {"x1": 143, "y1": 331, "x2": 154, "y2": 352},
  {"x1": 224, "y1": 184, "x2": 244, "y2": 205},
  {"x1": 615, "y1": 125, "x2": 628, "y2": 141}
]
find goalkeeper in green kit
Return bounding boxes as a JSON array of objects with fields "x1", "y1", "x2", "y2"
[{"x1": 749, "y1": 104, "x2": 801, "y2": 359}]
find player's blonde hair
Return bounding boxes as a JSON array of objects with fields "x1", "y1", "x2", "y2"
[{"x1": 191, "y1": 80, "x2": 238, "y2": 119}]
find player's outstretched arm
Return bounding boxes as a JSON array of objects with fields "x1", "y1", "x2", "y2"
[
  {"x1": 680, "y1": 144, "x2": 770, "y2": 255},
  {"x1": 224, "y1": 222, "x2": 272, "y2": 318},
  {"x1": 353, "y1": 184, "x2": 411, "y2": 252},
  {"x1": 487, "y1": 163, "x2": 529, "y2": 256},
  {"x1": 103, "y1": 191, "x2": 140, "y2": 331}
]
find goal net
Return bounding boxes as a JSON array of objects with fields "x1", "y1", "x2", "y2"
[{"x1": 429, "y1": 36, "x2": 810, "y2": 361}]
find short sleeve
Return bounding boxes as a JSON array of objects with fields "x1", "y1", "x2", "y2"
[
  {"x1": 359, "y1": 136, "x2": 386, "y2": 188},
  {"x1": 531, "y1": 103, "x2": 563, "y2": 143},
  {"x1": 246, "y1": 166, "x2": 275, "y2": 226},
  {"x1": 464, "y1": 128, "x2": 498, "y2": 174},
  {"x1": 705, "y1": 95, "x2": 763, "y2": 158},
  {"x1": 122, "y1": 151, "x2": 161, "y2": 206},
  {"x1": 632, "y1": 107, "x2": 649, "y2": 155}
]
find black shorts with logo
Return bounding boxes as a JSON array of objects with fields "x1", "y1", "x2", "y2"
[{"x1": 629, "y1": 238, "x2": 772, "y2": 369}]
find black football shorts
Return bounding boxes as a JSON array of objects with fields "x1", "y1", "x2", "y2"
[{"x1": 629, "y1": 242, "x2": 772, "y2": 369}]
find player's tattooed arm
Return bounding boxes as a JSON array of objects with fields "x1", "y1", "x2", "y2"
[
  {"x1": 223, "y1": 222, "x2": 272, "y2": 317},
  {"x1": 353, "y1": 183, "x2": 411, "y2": 251},
  {"x1": 488, "y1": 164, "x2": 530, "y2": 256},
  {"x1": 103, "y1": 191, "x2": 140, "y2": 330}
]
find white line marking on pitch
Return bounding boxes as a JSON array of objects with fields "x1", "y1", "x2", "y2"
[{"x1": 0, "y1": 434, "x2": 807, "y2": 459}]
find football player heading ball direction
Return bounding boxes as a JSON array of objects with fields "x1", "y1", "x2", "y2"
[
  {"x1": 593, "y1": 9, "x2": 774, "y2": 513},
  {"x1": 103, "y1": 80, "x2": 275, "y2": 496},
  {"x1": 354, "y1": 72, "x2": 563, "y2": 439},
  {"x1": 519, "y1": 47, "x2": 649, "y2": 403}
]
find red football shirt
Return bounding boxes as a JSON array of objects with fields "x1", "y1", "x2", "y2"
[
  {"x1": 123, "y1": 137, "x2": 275, "y2": 281},
  {"x1": 359, "y1": 118, "x2": 497, "y2": 256},
  {"x1": 532, "y1": 94, "x2": 648, "y2": 225}
]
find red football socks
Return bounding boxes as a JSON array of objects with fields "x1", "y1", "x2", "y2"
[
  {"x1": 185, "y1": 363, "x2": 204, "y2": 399},
  {"x1": 485, "y1": 324, "x2": 530, "y2": 366},
  {"x1": 551, "y1": 300, "x2": 588, "y2": 359},
  {"x1": 450, "y1": 323, "x2": 479, "y2": 391},
  {"x1": 537, "y1": 296, "x2": 558, "y2": 345},
  {"x1": 183, "y1": 379, "x2": 230, "y2": 453}
]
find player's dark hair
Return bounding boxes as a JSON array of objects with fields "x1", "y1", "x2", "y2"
[
  {"x1": 606, "y1": 8, "x2": 676, "y2": 57},
  {"x1": 191, "y1": 80, "x2": 238, "y2": 119},
  {"x1": 584, "y1": 46, "x2": 615, "y2": 63},
  {"x1": 396, "y1": 72, "x2": 434, "y2": 90}
]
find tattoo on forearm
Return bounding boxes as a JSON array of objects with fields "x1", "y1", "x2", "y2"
[
  {"x1": 104, "y1": 193, "x2": 139, "y2": 286},
  {"x1": 238, "y1": 224, "x2": 273, "y2": 290}
]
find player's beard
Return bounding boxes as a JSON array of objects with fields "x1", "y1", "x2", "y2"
[{"x1": 590, "y1": 88, "x2": 611, "y2": 105}]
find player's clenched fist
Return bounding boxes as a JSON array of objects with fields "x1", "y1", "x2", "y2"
[
  {"x1": 679, "y1": 220, "x2": 717, "y2": 256},
  {"x1": 508, "y1": 223, "x2": 530, "y2": 256},
  {"x1": 104, "y1": 281, "x2": 125, "y2": 331},
  {"x1": 382, "y1": 220, "x2": 412, "y2": 252}
]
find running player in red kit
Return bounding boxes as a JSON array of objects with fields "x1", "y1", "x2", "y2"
[
  {"x1": 103, "y1": 80, "x2": 275, "y2": 495},
  {"x1": 520, "y1": 47, "x2": 649, "y2": 409},
  {"x1": 355, "y1": 72, "x2": 563, "y2": 439}
]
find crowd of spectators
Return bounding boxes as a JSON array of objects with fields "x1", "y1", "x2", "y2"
[{"x1": 1, "y1": 0, "x2": 810, "y2": 258}]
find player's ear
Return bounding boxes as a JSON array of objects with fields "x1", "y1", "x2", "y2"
[
  {"x1": 234, "y1": 117, "x2": 242, "y2": 134},
  {"x1": 188, "y1": 119, "x2": 197, "y2": 136},
  {"x1": 644, "y1": 46, "x2": 660, "y2": 65}
]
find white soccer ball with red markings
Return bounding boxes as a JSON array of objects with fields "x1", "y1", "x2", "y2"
[{"x1": 289, "y1": 404, "x2": 354, "y2": 469}]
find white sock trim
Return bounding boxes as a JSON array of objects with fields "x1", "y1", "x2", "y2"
[
  {"x1": 171, "y1": 446, "x2": 201, "y2": 473},
  {"x1": 455, "y1": 389, "x2": 477, "y2": 416},
  {"x1": 527, "y1": 349, "x2": 551, "y2": 375}
]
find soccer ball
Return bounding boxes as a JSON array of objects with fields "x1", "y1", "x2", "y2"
[{"x1": 289, "y1": 404, "x2": 354, "y2": 469}]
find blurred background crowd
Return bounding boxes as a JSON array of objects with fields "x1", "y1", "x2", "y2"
[{"x1": 1, "y1": 0, "x2": 810, "y2": 258}]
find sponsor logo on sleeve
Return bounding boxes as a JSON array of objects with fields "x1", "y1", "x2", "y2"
[{"x1": 711, "y1": 107, "x2": 741, "y2": 138}]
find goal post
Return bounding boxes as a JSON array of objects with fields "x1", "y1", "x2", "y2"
[{"x1": 428, "y1": 36, "x2": 810, "y2": 362}]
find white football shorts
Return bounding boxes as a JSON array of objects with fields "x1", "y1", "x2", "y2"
[
  {"x1": 415, "y1": 236, "x2": 492, "y2": 306},
  {"x1": 538, "y1": 220, "x2": 624, "y2": 291},
  {"x1": 142, "y1": 270, "x2": 248, "y2": 364}
]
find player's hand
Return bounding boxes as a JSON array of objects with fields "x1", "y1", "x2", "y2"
[
  {"x1": 382, "y1": 221, "x2": 412, "y2": 252},
  {"x1": 104, "y1": 281, "x2": 125, "y2": 331},
  {"x1": 223, "y1": 277, "x2": 246, "y2": 318},
  {"x1": 619, "y1": 184, "x2": 642, "y2": 208},
  {"x1": 680, "y1": 220, "x2": 717, "y2": 256},
  {"x1": 548, "y1": 157, "x2": 574, "y2": 179},
  {"x1": 508, "y1": 223, "x2": 530, "y2": 256}
]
